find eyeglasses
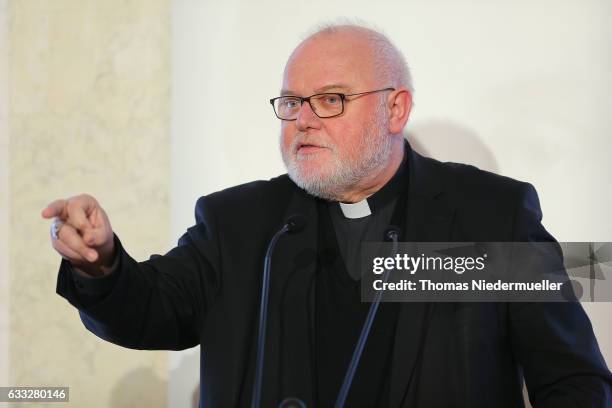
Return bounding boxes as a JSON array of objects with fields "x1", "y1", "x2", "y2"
[{"x1": 269, "y1": 87, "x2": 395, "y2": 121}]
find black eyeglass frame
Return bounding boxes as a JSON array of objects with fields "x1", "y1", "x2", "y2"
[{"x1": 269, "y1": 87, "x2": 395, "y2": 121}]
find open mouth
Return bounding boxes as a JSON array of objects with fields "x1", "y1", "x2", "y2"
[{"x1": 297, "y1": 142, "x2": 326, "y2": 154}]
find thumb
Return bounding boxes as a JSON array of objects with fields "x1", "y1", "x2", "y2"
[{"x1": 82, "y1": 227, "x2": 111, "y2": 247}]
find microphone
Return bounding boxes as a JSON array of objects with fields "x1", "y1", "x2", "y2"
[
  {"x1": 384, "y1": 225, "x2": 400, "y2": 244},
  {"x1": 285, "y1": 215, "x2": 306, "y2": 234},
  {"x1": 278, "y1": 397, "x2": 307, "y2": 408},
  {"x1": 251, "y1": 215, "x2": 306, "y2": 408},
  {"x1": 334, "y1": 226, "x2": 401, "y2": 408}
]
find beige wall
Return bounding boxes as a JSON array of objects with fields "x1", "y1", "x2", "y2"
[
  {"x1": 7, "y1": 1, "x2": 170, "y2": 407},
  {"x1": 1, "y1": 0, "x2": 9, "y2": 402}
]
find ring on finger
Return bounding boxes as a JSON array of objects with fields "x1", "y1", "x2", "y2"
[{"x1": 50, "y1": 218, "x2": 63, "y2": 240}]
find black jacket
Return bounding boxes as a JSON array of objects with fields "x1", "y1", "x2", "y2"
[{"x1": 57, "y1": 144, "x2": 612, "y2": 407}]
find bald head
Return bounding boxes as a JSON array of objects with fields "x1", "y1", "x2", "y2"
[{"x1": 285, "y1": 24, "x2": 413, "y2": 94}]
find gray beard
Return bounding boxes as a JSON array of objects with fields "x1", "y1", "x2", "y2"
[{"x1": 281, "y1": 103, "x2": 392, "y2": 201}]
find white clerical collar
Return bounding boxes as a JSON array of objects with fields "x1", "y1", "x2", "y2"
[{"x1": 338, "y1": 199, "x2": 372, "y2": 219}]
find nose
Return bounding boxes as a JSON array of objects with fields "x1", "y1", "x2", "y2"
[{"x1": 295, "y1": 100, "x2": 321, "y2": 132}]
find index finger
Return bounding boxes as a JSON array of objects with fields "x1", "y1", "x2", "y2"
[
  {"x1": 41, "y1": 199, "x2": 67, "y2": 219},
  {"x1": 65, "y1": 197, "x2": 93, "y2": 232}
]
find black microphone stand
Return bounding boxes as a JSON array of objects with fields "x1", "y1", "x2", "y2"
[
  {"x1": 334, "y1": 227, "x2": 400, "y2": 408},
  {"x1": 251, "y1": 216, "x2": 305, "y2": 408}
]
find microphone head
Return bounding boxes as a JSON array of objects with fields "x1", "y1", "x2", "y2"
[
  {"x1": 278, "y1": 398, "x2": 306, "y2": 408},
  {"x1": 384, "y1": 225, "x2": 401, "y2": 242},
  {"x1": 285, "y1": 215, "x2": 306, "y2": 233}
]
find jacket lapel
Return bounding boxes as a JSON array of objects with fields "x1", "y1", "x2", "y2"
[{"x1": 389, "y1": 145, "x2": 456, "y2": 407}]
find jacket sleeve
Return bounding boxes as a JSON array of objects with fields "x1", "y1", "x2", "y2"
[
  {"x1": 56, "y1": 196, "x2": 221, "y2": 351},
  {"x1": 508, "y1": 183, "x2": 612, "y2": 407}
]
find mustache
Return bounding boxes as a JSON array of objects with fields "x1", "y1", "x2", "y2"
[{"x1": 291, "y1": 134, "x2": 334, "y2": 153}]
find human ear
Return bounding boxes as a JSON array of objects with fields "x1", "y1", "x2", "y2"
[{"x1": 387, "y1": 87, "x2": 412, "y2": 135}]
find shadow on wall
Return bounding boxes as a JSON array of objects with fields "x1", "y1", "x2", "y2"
[
  {"x1": 407, "y1": 118, "x2": 499, "y2": 174},
  {"x1": 110, "y1": 366, "x2": 166, "y2": 408},
  {"x1": 170, "y1": 349, "x2": 201, "y2": 408},
  {"x1": 192, "y1": 383, "x2": 200, "y2": 408}
]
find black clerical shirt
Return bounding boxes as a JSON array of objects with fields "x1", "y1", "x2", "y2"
[{"x1": 315, "y1": 159, "x2": 408, "y2": 407}]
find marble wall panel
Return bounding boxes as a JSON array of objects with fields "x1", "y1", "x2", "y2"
[
  {"x1": 8, "y1": 1, "x2": 171, "y2": 406},
  {"x1": 1, "y1": 0, "x2": 10, "y2": 400}
]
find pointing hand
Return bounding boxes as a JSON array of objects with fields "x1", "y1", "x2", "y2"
[{"x1": 42, "y1": 194, "x2": 116, "y2": 276}]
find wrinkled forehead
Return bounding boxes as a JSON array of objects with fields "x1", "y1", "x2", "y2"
[{"x1": 282, "y1": 31, "x2": 377, "y2": 94}]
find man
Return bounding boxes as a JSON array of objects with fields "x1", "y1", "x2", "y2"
[{"x1": 43, "y1": 24, "x2": 611, "y2": 407}]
